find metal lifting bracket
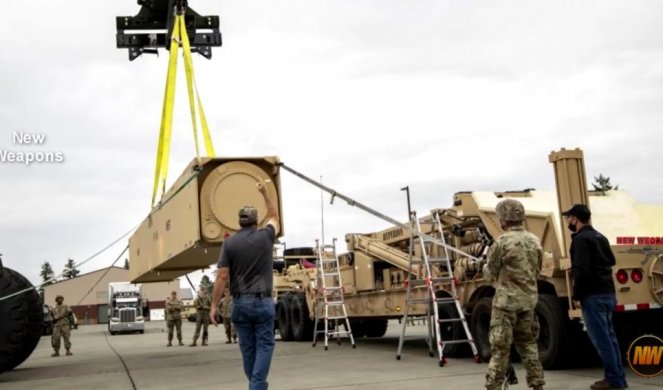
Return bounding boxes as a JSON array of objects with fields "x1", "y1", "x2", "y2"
[{"x1": 116, "y1": 0, "x2": 222, "y2": 61}]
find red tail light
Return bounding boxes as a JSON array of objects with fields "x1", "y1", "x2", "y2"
[
  {"x1": 631, "y1": 269, "x2": 643, "y2": 283},
  {"x1": 616, "y1": 269, "x2": 628, "y2": 284}
]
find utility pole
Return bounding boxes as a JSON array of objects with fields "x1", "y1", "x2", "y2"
[
  {"x1": 401, "y1": 186, "x2": 412, "y2": 219},
  {"x1": 320, "y1": 175, "x2": 325, "y2": 245}
]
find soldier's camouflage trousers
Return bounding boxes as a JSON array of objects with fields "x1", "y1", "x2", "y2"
[
  {"x1": 486, "y1": 308, "x2": 544, "y2": 390},
  {"x1": 52, "y1": 324, "x2": 71, "y2": 352},
  {"x1": 167, "y1": 318, "x2": 183, "y2": 342},
  {"x1": 223, "y1": 316, "x2": 236, "y2": 341},
  {"x1": 193, "y1": 311, "x2": 210, "y2": 341}
]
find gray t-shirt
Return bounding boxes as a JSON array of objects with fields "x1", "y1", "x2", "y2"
[{"x1": 218, "y1": 225, "x2": 275, "y2": 295}]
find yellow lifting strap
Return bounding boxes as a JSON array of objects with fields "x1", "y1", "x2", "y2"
[{"x1": 151, "y1": 14, "x2": 216, "y2": 207}]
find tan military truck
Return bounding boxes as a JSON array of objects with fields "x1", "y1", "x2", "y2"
[{"x1": 273, "y1": 149, "x2": 663, "y2": 369}]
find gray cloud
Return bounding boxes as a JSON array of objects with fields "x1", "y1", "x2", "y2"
[{"x1": 1, "y1": 0, "x2": 662, "y2": 286}]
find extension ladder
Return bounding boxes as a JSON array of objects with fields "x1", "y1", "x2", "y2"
[
  {"x1": 396, "y1": 211, "x2": 479, "y2": 366},
  {"x1": 312, "y1": 239, "x2": 356, "y2": 350}
]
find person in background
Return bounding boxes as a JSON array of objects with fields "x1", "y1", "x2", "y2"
[
  {"x1": 191, "y1": 289, "x2": 212, "y2": 346},
  {"x1": 563, "y1": 204, "x2": 627, "y2": 390},
  {"x1": 165, "y1": 290, "x2": 184, "y2": 347},
  {"x1": 483, "y1": 199, "x2": 544, "y2": 390},
  {"x1": 220, "y1": 287, "x2": 237, "y2": 344},
  {"x1": 51, "y1": 294, "x2": 74, "y2": 357}
]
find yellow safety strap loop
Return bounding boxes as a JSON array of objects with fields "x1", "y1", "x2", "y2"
[
  {"x1": 195, "y1": 79, "x2": 216, "y2": 156},
  {"x1": 151, "y1": 16, "x2": 181, "y2": 206},
  {"x1": 180, "y1": 16, "x2": 216, "y2": 157},
  {"x1": 151, "y1": 13, "x2": 216, "y2": 207},
  {"x1": 179, "y1": 15, "x2": 203, "y2": 164}
]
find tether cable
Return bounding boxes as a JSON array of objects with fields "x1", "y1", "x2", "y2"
[
  {"x1": 77, "y1": 245, "x2": 129, "y2": 305},
  {"x1": 104, "y1": 330, "x2": 138, "y2": 390},
  {"x1": 0, "y1": 226, "x2": 137, "y2": 302},
  {"x1": 0, "y1": 164, "x2": 201, "y2": 303}
]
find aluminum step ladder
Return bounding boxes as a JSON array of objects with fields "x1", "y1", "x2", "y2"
[
  {"x1": 396, "y1": 211, "x2": 479, "y2": 366},
  {"x1": 312, "y1": 239, "x2": 356, "y2": 350}
]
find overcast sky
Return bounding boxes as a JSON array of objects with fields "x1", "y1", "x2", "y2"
[{"x1": 1, "y1": 0, "x2": 662, "y2": 289}]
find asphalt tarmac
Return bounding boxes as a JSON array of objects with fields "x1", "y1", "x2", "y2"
[{"x1": 2, "y1": 320, "x2": 661, "y2": 389}]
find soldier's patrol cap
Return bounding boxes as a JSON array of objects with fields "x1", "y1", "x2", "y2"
[
  {"x1": 55, "y1": 294, "x2": 64, "y2": 300},
  {"x1": 238, "y1": 206, "x2": 258, "y2": 224},
  {"x1": 562, "y1": 204, "x2": 591, "y2": 220},
  {"x1": 496, "y1": 199, "x2": 525, "y2": 222}
]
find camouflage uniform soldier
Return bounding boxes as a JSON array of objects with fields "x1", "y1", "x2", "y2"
[
  {"x1": 190, "y1": 290, "x2": 212, "y2": 346},
  {"x1": 220, "y1": 288, "x2": 237, "y2": 344},
  {"x1": 483, "y1": 199, "x2": 545, "y2": 390},
  {"x1": 51, "y1": 295, "x2": 73, "y2": 357},
  {"x1": 165, "y1": 290, "x2": 184, "y2": 346}
]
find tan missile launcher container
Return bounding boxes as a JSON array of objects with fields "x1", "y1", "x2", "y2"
[
  {"x1": 273, "y1": 148, "x2": 663, "y2": 369},
  {"x1": 129, "y1": 157, "x2": 283, "y2": 283}
]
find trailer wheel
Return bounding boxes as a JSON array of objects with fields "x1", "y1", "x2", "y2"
[
  {"x1": 277, "y1": 295, "x2": 293, "y2": 341},
  {"x1": 437, "y1": 303, "x2": 470, "y2": 357},
  {"x1": 364, "y1": 319, "x2": 388, "y2": 338},
  {"x1": 289, "y1": 294, "x2": 313, "y2": 341},
  {"x1": 350, "y1": 320, "x2": 366, "y2": 338},
  {"x1": 0, "y1": 266, "x2": 43, "y2": 373},
  {"x1": 470, "y1": 297, "x2": 493, "y2": 363},
  {"x1": 534, "y1": 294, "x2": 566, "y2": 369}
]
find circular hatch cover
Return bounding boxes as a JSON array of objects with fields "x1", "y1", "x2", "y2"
[{"x1": 201, "y1": 161, "x2": 279, "y2": 236}]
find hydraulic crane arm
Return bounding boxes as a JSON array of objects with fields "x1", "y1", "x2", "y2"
[{"x1": 279, "y1": 162, "x2": 481, "y2": 262}]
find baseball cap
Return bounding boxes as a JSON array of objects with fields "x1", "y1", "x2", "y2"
[
  {"x1": 561, "y1": 204, "x2": 591, "y2": 220},
  {"x1": 238, "y1": 206, "x2": 258, "y2": 224}
]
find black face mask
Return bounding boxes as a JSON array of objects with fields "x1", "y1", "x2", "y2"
[{"x1": 568, "y1": 223, "x2": 577, "y2": 232}]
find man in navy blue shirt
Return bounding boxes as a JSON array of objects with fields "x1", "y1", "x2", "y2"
[
  {"x1": 563, "y1": 204, "x2": 627, "y2": 390},
  {"x1": 211, "y1": 178, "x2": 278, "y2": 390}
]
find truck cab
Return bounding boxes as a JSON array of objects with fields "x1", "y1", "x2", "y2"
[{"x1": 108, "y1": 282, "x2": 145, "y2": 335}]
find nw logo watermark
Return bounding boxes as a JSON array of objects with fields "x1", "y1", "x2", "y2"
[{"x1": 627, "y1": 335, "x2": 663, "y2": 378}]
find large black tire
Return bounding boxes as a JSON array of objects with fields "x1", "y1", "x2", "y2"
[
  {"x1": 470, "y1": 297, "x2": 493, "y2": 363},
  {"x1": 277, "y1": 295, "x2": 293, "y2": 341},
  {"x1": 350, "y1": 320, "x2": 366, "y2": 338},
  {"x1": 289, "y1": 294, "x2": 314, "y2": 341},
  {"x1": 0, "y1": 266, "x2": 43, "y2": 373},
  {"x1": 364, "y1": 319, "x2": 389, "y2": 338},
  {"x1": 437, "y1": 303, "x2": 471, "y2": 357},
  {"x1": 534, "y1": 294, "x2": 567, "y2": 369}
]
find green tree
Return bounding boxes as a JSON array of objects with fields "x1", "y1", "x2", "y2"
[
  {"x1": 62, "y1": 258, "x2": 80, "y2": 279},
  {"x1": 39, "y1": 261, "x2": 55, "y2": 300},
  {"x1": 200, "y1": 274, "x2": 214, "y2": 298},
  {"x1": 592, "y1": 173, "x2": 619, "y2": 195},
  {"x1": 123, "y1": 258, "x2": 129, "y2": 270},
  {"x1": 40, "y1": 261, "x2": 55, "y2": 284}
]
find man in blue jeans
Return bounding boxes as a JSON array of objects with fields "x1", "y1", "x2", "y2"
[
  {"x1": 211, "y1": 178, "x2": 278, "y2": 390},
  {"x1": 563, "y1": 204, "x2": 628, "y2": 390}
]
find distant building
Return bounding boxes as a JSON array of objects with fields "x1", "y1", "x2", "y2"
[
  {"x1": 179, "y1": 288, "x2": 194, "y2": 305},
  {"x1": 43, "y1": 266, "x2": 185, "y2": 325}
]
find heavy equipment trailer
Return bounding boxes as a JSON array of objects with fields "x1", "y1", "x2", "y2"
[{"x1": 274, "y1": 149, "x2": 663, "y2": 369}]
